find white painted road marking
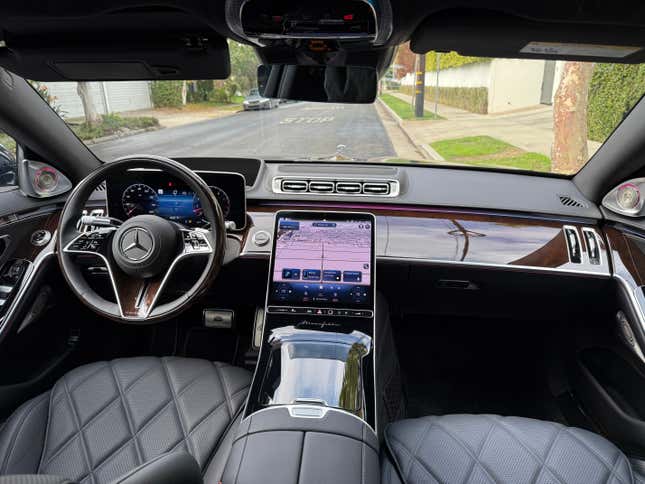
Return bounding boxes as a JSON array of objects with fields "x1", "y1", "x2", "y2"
[{"x1": 280, "y1": 117, "x2": 335, "y2": 124}]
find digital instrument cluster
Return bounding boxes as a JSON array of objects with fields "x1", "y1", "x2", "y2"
[{"x1": 107, "y1": 171, "x2": 246, "y2": 229}]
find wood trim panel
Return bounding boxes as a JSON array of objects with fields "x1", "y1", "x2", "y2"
[{"x1": 243, "y1": 203, "x2": 609, "y2": 275}]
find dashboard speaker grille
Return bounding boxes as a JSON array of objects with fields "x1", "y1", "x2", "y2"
[{"x1": 558, "y1": 194, "x2": 589, "y2": 208}]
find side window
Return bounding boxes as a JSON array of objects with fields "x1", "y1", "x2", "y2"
[{"x1": 0, "y1": 130, "x2": 16, "y2": 188}]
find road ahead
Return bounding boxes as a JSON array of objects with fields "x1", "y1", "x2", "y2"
[{"x1": 91, "y1": 102, "x2": 396, "y2": 161}]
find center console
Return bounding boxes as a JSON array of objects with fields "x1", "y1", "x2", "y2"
[{"x1": 222, "y1": 211, "x2": 403, "y2": 483}]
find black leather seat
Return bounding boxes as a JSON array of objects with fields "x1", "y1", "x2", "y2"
[
  {"x1": 0, "y1": 357, "x2": 251, "y2": 483},
  {"x1": 382, "y1": 414, "x2": 645, "y2": 484}
]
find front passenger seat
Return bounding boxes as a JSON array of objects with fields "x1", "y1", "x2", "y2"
[
  {"x1": 383, "y1": 414, "x2": 644, "y2": 484},
  {"x1": 0, "y1": 357, "x2": 251, "y2": 483}
]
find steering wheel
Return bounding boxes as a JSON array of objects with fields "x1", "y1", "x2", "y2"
[{"x1": 57, "y1": 155, "x2": 226, "y2": 323}]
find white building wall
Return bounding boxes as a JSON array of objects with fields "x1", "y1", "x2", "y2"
[
  {"x1": 43, "y1": 81, "x2": 152, "y2": 119},
  {"x1": 488, "y1": 59, "x2": 546, "y2": 113},
  {"x1": 425, "y1": 61, "x2": 491, "y2": 88}
]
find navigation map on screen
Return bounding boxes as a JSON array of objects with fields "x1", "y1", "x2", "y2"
[{"x1": 269, "y1": 215, "x2": 373, "y2": 309}]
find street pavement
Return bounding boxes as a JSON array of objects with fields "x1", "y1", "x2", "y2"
[{"x1": 91, "y1": 101, "x2": 396, "y2": 162}]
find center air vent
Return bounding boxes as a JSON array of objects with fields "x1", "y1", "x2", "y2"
[{"x1": 274, "y1": 177, "x2": 400, "y2": 197}]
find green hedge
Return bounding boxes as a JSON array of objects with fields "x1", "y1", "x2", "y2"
[
  {"x1": 150, "y1": 81, "x2": 183, "y2": 108},
  {"x1": 425, "y1": 51, "x2": 489, "y2": 72},
  {"x1": 401, "y1": 85, "x2": 488, "y2": 114},
  {"x1": 587, "y1": 64, "x2": 645, "y2": 142}
]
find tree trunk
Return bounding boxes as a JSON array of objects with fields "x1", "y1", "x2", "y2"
[
  {"x1": 551, "y1": 62, "x2": 595, "y2": 173},
  {"x1": 181, "y1": 81, "x2": 188, "y2": 105},
  {"x1": 76, "y1": 82, "x2": 102, "y2": 126}
]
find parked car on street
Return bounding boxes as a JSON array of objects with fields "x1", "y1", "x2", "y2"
[{"x1": 243, "y1": 88, "x2": 278, "y2": 110}]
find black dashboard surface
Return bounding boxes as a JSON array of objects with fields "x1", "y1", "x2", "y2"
[{"x1": 106, "y1": 170, "x2": 246, "y2": 229}]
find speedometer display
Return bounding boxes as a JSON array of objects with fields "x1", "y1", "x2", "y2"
[
  {"x1": 122, "y1": 184, "x2": 159, "y2": 217},
  {"x1": 211, "y1": 186, "x2": 231, "y2": 218}
]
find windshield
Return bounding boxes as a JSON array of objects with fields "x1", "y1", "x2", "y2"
[{"x1": 31, "y1": 41, "x2": 645, "y2": 175}]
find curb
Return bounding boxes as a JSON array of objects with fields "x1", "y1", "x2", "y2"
[
  {"x1": 84, "y1": 126, "x2": 162, "y2": 145},
  {"x1": 420, "y1": 143, "x2": 445, "y2": 162},
  {"x1": 377, "y1": 98, "x2": 433, "y2": 161}
]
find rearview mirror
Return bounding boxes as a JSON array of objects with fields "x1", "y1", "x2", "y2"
[{"x1": 257, "y1": 65, "x2": 377, "y2": 103}]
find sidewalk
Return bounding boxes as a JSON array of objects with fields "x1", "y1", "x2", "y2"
[
  {"x1": 388, "y1": 92, "x2": 601, "y2": 159},
  {"x1": 120, "y1": 103, "x2": 240, "y2": 129}
]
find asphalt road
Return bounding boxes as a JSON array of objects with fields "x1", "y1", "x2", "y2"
[{"x1": 91, "y1": 102, "x2": 396, "y2": 161}]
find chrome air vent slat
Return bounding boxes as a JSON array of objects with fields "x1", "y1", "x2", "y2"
[
  {"x1": 281, "y1": 180, "x2": 308, "y2": 192},
  {"x1": 308, "y1": 181, "x2": 335, "y2": 193},
  {"x1": 272, "y1": 177, "x2": 400, "y2": 197},
  {"x1": 362, "y1": 182, "x2": 390, "y2": 195},
  {"x1": 335, "y1": 182, "x2": 362, "y2": 194}
]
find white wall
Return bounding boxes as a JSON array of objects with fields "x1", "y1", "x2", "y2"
[
  {"x1": 488, "y1": 59, "x2": 546, "y2": 113},
  {"x1": 426, "y1": 61, "x2": 491, "y2": 88},
  {"x1": 43, "y1": 81, "x2": 152, "y2": 119}
]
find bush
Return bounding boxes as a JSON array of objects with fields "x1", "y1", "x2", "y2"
[
  {"x1": 208, "y1": 86, "x2": 233, "y2": 103},
  {"x1": 425, "y1": 51, "x2": 489, "y2": 72},
  {"x1": 587, "y1": 64, "x2": 645, "y2": 142},
  {"x1": 151, "y1": 81, "x2": 183, "y2": 108},
  {"x1": 401, "y1": 85, "x2": 488, "y2": 114},
  {"x1": 73, "y1": 114, "x2": 159, "y2": 141},
  {"x1": 187, "y1": 80, "x2": 214, "y2": 103}
]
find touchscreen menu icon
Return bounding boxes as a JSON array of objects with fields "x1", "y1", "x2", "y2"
[{"x1": 302, "y1": 269, "x2": 321, "y2": 280}]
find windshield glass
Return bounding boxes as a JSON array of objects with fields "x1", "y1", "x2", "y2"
[{"x1": 32, "y1": 41, "x2": 645, "y2": 175}]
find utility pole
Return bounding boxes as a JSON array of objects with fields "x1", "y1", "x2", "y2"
[
  {"x1": 414, "y1": 54, "x2": 426, "y2": 118},
  {"x1": 434, "y1": 52, "x2": 441, "y2": 116}
]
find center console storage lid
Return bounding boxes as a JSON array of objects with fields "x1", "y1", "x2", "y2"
[{"x1": 222, "y1": 406, "x2": 379, "y2": 484}]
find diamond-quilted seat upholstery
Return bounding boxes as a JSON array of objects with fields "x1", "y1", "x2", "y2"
[
  {"x1": 382, "y1": 414, "x2": 645, "y2": 484},
  {"x1": 0, "y1": 357, "x2": 251, "y2": 483}
]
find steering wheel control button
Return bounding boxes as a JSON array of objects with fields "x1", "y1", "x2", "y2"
[
  {"x1": 252, "y1": 230, "x2": 271, "y2": 247},
  {"x1": 120, "y1": 227, "x2": 154, "y2": 262},
  {"x1": 30, "y1": 229, "x2": 51, "y2": 247}
]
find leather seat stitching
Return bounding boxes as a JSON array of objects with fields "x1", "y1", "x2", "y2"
[
  {"x1": 213, "y1": 363, "x2": 233, "y2": 418},
  {"x1": 61, "y1": 375, "x2": 95, "y2": 484},
  {"x1": 109, "y1": 361, "x2": 143, "y2": 467},
  {"x1": 1, "y1": 393, "x2": 48, "y2": 473},
  {"x1": 461, "y1": 418, "x2": 498, "y2": 484},
  {"x1": 485, "y1": 416, "x2": 567, "y2": 484},
  {"x1": 432, "y1": 420, "x2": 503, "y2": 484},
  {"x1": 160, "y1": 358, "x2": 195, "y2": 460},
  {"x1": 387, "y1": 434, "x2": 443, "y2": 484},
  {"x1": 407, "y1": 419, "x2": 435, "y2": 481},
  {"x1": 40, "y1": 394, "x2": 123, "y2": 467},
  {"x1": 529, "y1": 424, "x2": 566, "y2": 484},
  {"x1": 562, "y1": 428, "x2": 630, "y2": 484}
]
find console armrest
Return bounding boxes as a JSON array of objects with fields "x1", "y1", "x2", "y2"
[
  {"x1": 110, "y1": 452, "x2": 202, "y2": 484},
  {"x1": 223, "y1": 406, "x2": 380, "y2": 484}
]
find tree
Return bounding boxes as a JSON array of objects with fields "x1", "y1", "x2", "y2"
[
  {"x1": 228, "y1": 40, "x2": 259, "y2": 93},
  {"x1": 551, "y1": 62, "x2": 595, "y2": 173},
  {"x1": 77, "y1": 82, "x2": 101, "y2": 126}
]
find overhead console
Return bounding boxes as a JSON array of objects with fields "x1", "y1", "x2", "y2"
[{"x1": 226, "y1": 0, "x2": 393, "y2": 46}]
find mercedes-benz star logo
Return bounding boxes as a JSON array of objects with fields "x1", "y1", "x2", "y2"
[{"x1": 120, "y1": 227, "x2": 154, "y2": 262}]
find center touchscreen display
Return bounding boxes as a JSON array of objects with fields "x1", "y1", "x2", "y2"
[{"x1": 268, "y1": 212, "x2": 374, "y2": 312}]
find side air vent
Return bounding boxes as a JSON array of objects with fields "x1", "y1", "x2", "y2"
[
  {"x1": 558, "y1": 194, "x2": 589, "y2": 208},
  {"x1": 273, "y1": 177, "x2": 400, "y2": 197},
  {"x1": 563, "y1": 225, "x2": 582, "y2": 263},
  {"x1": 94, "y1": 182, "x2": 107, "y2": 192}
]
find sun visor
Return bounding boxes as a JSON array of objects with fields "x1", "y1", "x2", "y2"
[
  {"x1": 0, "y1": 36, "x2": 231, "y2": 81},
  {"x1": 411, "y1": 10, "x2": 645, "y2": 63}
]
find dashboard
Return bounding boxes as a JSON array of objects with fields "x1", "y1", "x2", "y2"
[{"x1": 106, "y1": 170, "x2": 246, "y2": 229}]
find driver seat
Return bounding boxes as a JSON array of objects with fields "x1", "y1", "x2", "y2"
[{"x1": 0, "y1": 356, "x2": 251, "y2": 483}]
